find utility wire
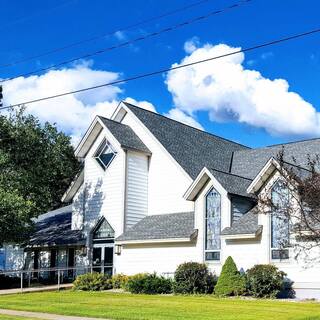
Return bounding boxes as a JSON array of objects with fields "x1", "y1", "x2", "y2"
[
  {"x1": 0, "y1": 0, "x2": 251, "y2": 83},
  {"x1": 0, "y1": 0, "x2": 213, "y2": 69},
  {"x1": 1, "y1": 27, "x2": 320, "y2": 111}
]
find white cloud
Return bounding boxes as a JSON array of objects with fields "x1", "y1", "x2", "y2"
[
  {"x1": 165, "y1": 108, "x2": 203, "y2": 130},
  {"x1": 166, "y1": 42, "x2": 320, "y2": 136},
  {"x1": 124, "y1": 97, "x2": 157, "y2": 113},
  {"x1": 114, "y1": 30, "x2": 127, "y2": 41},
  {"x1": 183, "y1": 36, "x2": 200, "y2": 54},
  {"x1": 2, "y1": 62, "x2": 156, "y2": 145}
]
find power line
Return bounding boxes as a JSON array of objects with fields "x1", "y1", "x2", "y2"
[
  {"x1": 0, "y1": 0, "x2": 251, "y2": 83},
  {"x1": 1, "y1": 27, "x2": 320, "y2": 111},
  {"x1": 0, "y1": 0, "x2": 213, "y2": 70}
]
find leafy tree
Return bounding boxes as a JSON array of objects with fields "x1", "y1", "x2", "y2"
[
  {"x1": 214, "y1": 256, "x2": 246, "y2": 296},
  {"x1": 0, "y1": 108, "x2": 79, "y2": 244},
  {"x1": 258, "y1": 149, "x2": 320, "y2": 263}
]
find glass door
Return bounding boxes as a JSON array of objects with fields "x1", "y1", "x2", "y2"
[
  {"x1": 92, "y1": 247, "x2": 102, "y2": 273},
  {"x1": 104, "y1": 247, "x2": 113, "y2": 276}
]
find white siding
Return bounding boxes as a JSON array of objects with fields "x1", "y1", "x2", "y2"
[
  {"x1": 75, "y1": 130, "x2": 126, "y2": 237},
  {"x1": 72, "y1": 184, "x2": 85, "y2": 230},
  {"x1": 115, "y1": 242, "x2": 198, "y2": 275},
  {"x1": 125, "y1": 151, "x2": 148, "y2": 229},
  {"x1": 120, "y1": 110, "x2": 194, "y2": 215}
]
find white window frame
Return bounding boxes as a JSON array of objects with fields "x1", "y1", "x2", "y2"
[{"x1": 93, "y1": 138, "x2": 117, "y2": 171}]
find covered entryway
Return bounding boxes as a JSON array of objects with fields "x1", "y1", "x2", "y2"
[{"x1": 91, "y1": 217, "x2": 115, "y2": 276}]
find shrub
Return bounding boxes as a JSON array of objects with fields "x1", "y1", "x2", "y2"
[
  {"x1": 173, "y1": 262, "x2": 217, "y2": 294},
  {"x1": 73, "y1": 272, "x2": 112, "y2": 291},
  {"x1": 126, "y1": 273, "x2": 172, "y2": 294},
  {"x1": 0, "y1": 275, "x2": 21, "y2": 289},
  {"x1": 111, "y1": 273, "x2": 129, "y2": 289},
  {"x1": 246, "y1": 264, "x2": 288, "y2": 298},
  {"x1": 214, "y1": 256, "x2": 246, "y2": 296}
]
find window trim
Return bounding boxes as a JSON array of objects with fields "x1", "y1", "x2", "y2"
[
  {"x1": 93, "y1": 138, "x2": 117, "y2": 171},
  {"x1": 204, "y1": 186, "x2": 221, "y2": 262}
]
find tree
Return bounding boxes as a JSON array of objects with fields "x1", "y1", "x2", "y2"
[
  {"x1": 214, "y1": 256, "x2": 246, "y2": 296},
  {"x1": 258, "y1": 149, "x2": 320, "y2": 263},
  {"x1": 0, "y1": 108, "x2": 79, "y2": 244}
]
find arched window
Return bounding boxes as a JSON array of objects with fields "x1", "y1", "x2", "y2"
[
  {"x1": 271, "y1": 180, "x2": 290, "y2": 260},
  {"x1": 205, "y1": 187, "x2": 221, "y2": 261}
]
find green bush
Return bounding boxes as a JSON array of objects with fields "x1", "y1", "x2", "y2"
[
  {"x1": 214, "y1": 256, "x2": 246, "y2": 296},
  {"x1": 73, "y1": 272, "x2": 112, "y2": 291},
  {"x1": 173, "y1": 262, "x2": 217, "y2": 294},
  {"x1": 126, "y1": 273, "x2": 172, "y2": 294},
  {"x1": 0, "y1": 275, "x2": 21, "y2": 289},
  {"x1": 246, "y1": 264, "x2": 287, "y2": 298},
  {"x1": 111, "y1": 273, "x2": 129, "y2": 289}
]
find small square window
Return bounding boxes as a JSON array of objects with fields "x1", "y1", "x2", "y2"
[
  {"x1": 94, "y1": 139, "x2": 116, "y2": 170},
  {"x1": 271, "y1": 249, "x2": 289, "y2": 260},
  {"x1": 205, "y1": 251, "x2": 220, "y2": 261}
]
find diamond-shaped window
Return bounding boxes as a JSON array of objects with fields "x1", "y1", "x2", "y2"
[{"x1": 94, "y1": 138, "x2": 116, "y2": 170}]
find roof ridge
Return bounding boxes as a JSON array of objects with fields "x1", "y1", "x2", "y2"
[
  {"x1": 266, "y1": 137, "x2": 320, "y2": 148},
  {"x1": 123, "y1": 101, "x2": 250, "y2": 149},
  {"x1": 210, "y1": 167, "x2": 253, "y2": 181}
]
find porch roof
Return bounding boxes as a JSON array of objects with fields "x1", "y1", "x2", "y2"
[
  {"x1": 115, "y1": 212, "x2": 197, "y2": 244},
  {"x1": 221, "y1": 207, "x2": 262, "y2": 238},
  {"x1": 28, "y1": 206, "x2": 85, "y2": 247}
]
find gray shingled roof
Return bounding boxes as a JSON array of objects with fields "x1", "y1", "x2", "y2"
[
  {"x1": 99, "y1": 116, "x2": 151, "y2": 154},
  {"x1": 116, "y1": 212, "x2": 196, "y2": 242},
  {"x1": 208, "y1": 168, "x2": 255, "y2": 199},
  {"x1": 28, "y1": 206, "x2": 84, "y2": 247},
  {"x1": 124, "y1": 102, "x2": 249, "y2": 179},
  {"x1": 221, "y1": 207, "x2": 262, "y2": 236},
  {"x1": 231, "y1": 139, "x2": 320, "y2": 179}
]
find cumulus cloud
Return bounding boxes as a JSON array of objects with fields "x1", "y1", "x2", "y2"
[
  {"x1": 166, "y1": 42, "x2": 320, "y2": 136},
  {"x1": 2, "y1": 62, "x2": 156, "y2": 145},
  {"x1": 165, "y1": 108, "x2": 203, "y2": 130},
  {"x1": 124, "y1": 97, "x2": 157, "y2": 113}
]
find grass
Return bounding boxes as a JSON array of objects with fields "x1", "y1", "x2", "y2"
[
  {"x1": 0, "y1": 291, "x2": 319, "y2": 320},
  {"x1": 0, "y1": 316, "x2": 42, "y2": 320}
]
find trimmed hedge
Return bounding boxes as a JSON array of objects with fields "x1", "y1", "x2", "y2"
[
  {"x1": 126, "y1": 273, "x2": 172, "y2": 294},
  {"x1": 246, "y1": 264, "x2": 288, "y2": 298},
  {"x1": 214, "y1": 256, "x2": 246, "y2": 296},
  {"x1": 73, "y1": 272, "x2": 112, "y2": 291},
  {"x1": 173, "y1": 262, "x2": 217, "y2": 294}
]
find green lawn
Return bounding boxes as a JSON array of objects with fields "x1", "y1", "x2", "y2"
[
  {"x1": 0, "y1": 291, "x2": 319, "y2": 320},
  {"x1": 0, "y1": 316, "x2": 41, "y2": 320}
]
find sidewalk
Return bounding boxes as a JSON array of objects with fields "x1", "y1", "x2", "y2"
[
  {"x1": 0, "y1": 309, "x2": 106, "y2": 320},
  {"x1": 0, "y1": 284, "x2": 72, "y2": 295}
]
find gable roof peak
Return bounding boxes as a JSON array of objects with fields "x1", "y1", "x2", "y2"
[{"x1": 123, "y1": 101, "x2": 250, "y2": 149}]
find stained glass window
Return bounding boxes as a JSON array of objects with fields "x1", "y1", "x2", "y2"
[
  {"x1": 93, "y1": 219, "x2": 115, "y2": 239},
  {"x1": 271, "y1": 180, "x2": 290, "y2": 259},
  {"x1": 205, "y1": 187, "x2": 221, "y2": 260}
]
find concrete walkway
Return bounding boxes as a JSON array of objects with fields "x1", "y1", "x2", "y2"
[
  {"x1": 0, "y1": 284, "x2": 72, "y2": 295},
  {"x1": 0, "y1": 309, "x2": 106, "y2": 320}
]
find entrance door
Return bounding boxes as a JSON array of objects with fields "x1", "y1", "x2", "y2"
[
  {"x1": 104, "y1": 247, "x2": 113, "y2": 276},
  {"x1": 92, "y1": 247, "x2": 102, "y2": 273},
  {"x1": 92, "y1": 245, "x2": 113, "y2": 275}
]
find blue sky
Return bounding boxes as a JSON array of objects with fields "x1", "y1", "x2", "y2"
[{"x1": 1, "y1": 0, "x2": 320, "y2": 147}]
